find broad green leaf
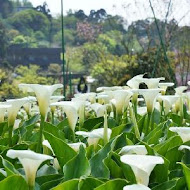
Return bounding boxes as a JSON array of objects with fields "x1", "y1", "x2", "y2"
[
  {"x1": 40, "y1": 178, "x2": 64, "y2": 190},
  {"x1": 0, "y1": 175, "x2": 28, "y2": 190},
  {"x1": 43, "y1": 130, "x2": 76, "y2": 168},
  {"x1": 152, "y1": 179, "x2": 178, "y2": 190},
  {"x1": 78, "y1": 177, "x2": 103, "y2": 190},
  {"x1": 44, "y1": 122, "x2": 65, "y2": 140},
  {"x1": 63, "y1": 146, "x2": 91, "y2": 180},
  {"x1": 36, "y1": 174, "x2": 63, "y2": 186},
  {"x1": 111, "y1": 124, "x2": 130, "y2": 139},
  {"x1": 179, "y1": 162, "x2": 190, "y2": 189},
  {"x1": 52, "y1": 179, "x2": 79, "y2": 190},
  {"x1": 170, "y1": 114, "x2": 183, "y2": 126},
  {"x1": 0, "y1": 122, "x2": 7, "y2": 136},
  {"x1": 90, "y1": 139, "x2": 116, "y2": 178},
  {"x1": 57, "y1": 119, "x2": 69, "y2": 130},
  {"x1": 83, "y1": 117, "x2": 103, "y2": 131},
  {"x1": 1, "y1": 156, "x2": 18, "y2": 176},
  {"x1": 37, "y1": 164, "x2": 58, "y2": 177},
  {"x1": 94, "y1": 179, "x2": 128, "y2": 190},
  {"x1": 21, "y1": 114, "x2": 40, "y2": 128}
]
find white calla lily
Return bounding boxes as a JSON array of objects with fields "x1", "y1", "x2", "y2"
[
  {"x1": 50, "y1": 96, "x2": 64, "y2": 113},
  {"x1": 178, "y1": 145, "x2": 190, "y2": 151},
  {"x1": 140, "y1": 77, "x2": 165, "y2": 89},
  {"x1": 137, "y1": 107, "x2": 147, "y2": 116},
  {"x1": 51, "y1": 102, "x2": 78, "y2": 132},
  {"x1": 127, "y1": 74, "x2": 144, "y2": 89},
  {"x1": 6, "y1": 149, "x2": 53, "y2": 188},
  {"x1": 74, "y1": 92, "x2": 96, "y2": 103},
  {"x1": 120, "y1": 155, "x2": 164, "y2": 186},
  {"x1": 22, "y1": 96, "x2": 37, "y2": 116},
  {"x1": 111, "y1": 90, "x2": 133, "y2": 116},
  {"x1": 18, "y1": 84, "x2": 63, "y2": 118},
  {"x1": 119, "y1": 145, "x2": 147, "y2": 155},
  {"x1": 157, "y1": 95, "x2": 179, "y2": 115},
  {"x1": 97, "y1": 94, "x2": 110, "y2": 104},
  {"x1": 6, "y1": 98, "x2": 29, "y2": 127},
  {"x1": 0, "y1": 104, "x2": 11, "y2": 123},
  {"x1": 123, "y1": 184, "x2": 151, "y2": 190},
  {"x1": 158, "y1": 82, "x2": 174, "y2": 95},
  {"x1": 68, "y1": 142, "x2": 86, "y2": 152},
  {"x1": 169, "y1": 127, "x2": 190, "y2": 143},
  {"x1": 76, "y1": 128, "x2": 112, "y2": 147},
  {"x1": 175, "y1": 86, "x2": 187, "y2": 95},
  {"x1": 90, "y1": 103, "x2": 107, "y2": 117},
  {"x1": 138, "y1": 89, "x2": 161, "y2": 113},
  {"x1": 96, "y1": 86, "x2": 122, "y2": 92}
]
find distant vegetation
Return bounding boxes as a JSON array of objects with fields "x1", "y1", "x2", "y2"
[{"x1": 0, "y1": 0, "x2": 190, "y2": 99}]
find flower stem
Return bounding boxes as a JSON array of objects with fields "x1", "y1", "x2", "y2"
[
  {"x1": 8, "y1": 125, "x2": 13, "y2": 147},
  {"x1": 36, "y1": 116, "x2": 45, "y2": 153}
]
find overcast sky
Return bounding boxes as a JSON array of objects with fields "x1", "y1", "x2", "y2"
[{"x1": 29, "y1": 0, "x2": 190, "y2": 26}]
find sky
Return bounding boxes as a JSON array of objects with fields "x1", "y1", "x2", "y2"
[{"x1": 29, "y1": 0, "x2": 190, "y2": 26}]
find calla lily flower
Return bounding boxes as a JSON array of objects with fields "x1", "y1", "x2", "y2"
[
  {"x1": 6, "y1": 149, "x2": 53, "y2": 189},
  {"x1": 97, "y1": 94, "x2": 110, "y2": 104},
  {"x1": 175, "y1": 86, "x2": 187, "y2": 95},
  {"x1": 96, "y1": 86, "x2": 122, "y2": 92},
  {"x1": 68, "y1": 142, "x2": 86, "y2": 152},
  {"x1": 111, "y1": 90, "x2": 133, "y2": 117},
  {"x1": 51, "y1": 101, "x2": 78, "y2": 132},
  {"x1": 119, "y1": 145, "x2": 147, "y2": 155},
  {"x1": 22, "y1": 96, "x2": 37, "y2": 116},
  {"x1": 74, "y1": 92, "x2": 96, "y2": 103},
  {"x1": 0, "y1": 104, "x2": 11, "y2": 123},
  {"x1": 138, "y1": 89, "x2": 161, "y2": 113},
  {"x1": 120, "y1": 155, "x2": 164, "y2": 186},
  {"x1": 50, "y1": 96, "x2": 64, "y2": 113},
  {"x1": 140, "y1": 77, "x2": 165, "y2": 89},
  {"x1": 123, "y1": 184, "x2": 151, "y2": 190},
  {"x1": 158, "y1": 82, "x2": 174, "y2": 95},
  {"x1": 127, "y1": 74, "x2": 144, "y2": 89},
  {"x1": 6, "y1": 98, "x2": 29, "y2": 127},
  {"x1": 137, "y1": 107, "x2": 147, "y2": 116},
  {"x1": 18, "y1": 84, "x2": 63, "y2": 119},
  {"x1": 76, "y1": 128, "x2": 112, "y2": 147},
  {"x1": 157, "y1": 95, "x2": 179, "y2": 115},
  {"x1": 90, "y1": 103, "x2": 107, "y2": 117},
  {"x1": 178, "y1": 145, "x2": 190, "y2": 151},
  {"x1": 169, "y1": 127, "x2": 190, "y2": 143}
]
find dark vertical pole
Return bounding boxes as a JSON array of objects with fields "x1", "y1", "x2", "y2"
[{"x1": 61, "y1": 0, "x2": 66, "y2": 99}]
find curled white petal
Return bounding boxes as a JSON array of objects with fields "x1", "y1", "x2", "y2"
[
  {"x1": 119, "y1": 145, "x2": 148, "y2": 155},
  {"x1": 68, "y1": 142, "x2": 86, "y2": 152},
  {"x1": 123, "y1": 184, "x2": 151, "y2": 190},
  {"x1": 120, "y1": 155, "x2": 164, "y2": 186},
  {"x1": 178, "y1": 145, "x2": 190, "y2": 151},
  {"x1": 169, "y1": 127, "x2": 190, "y2": 143}
]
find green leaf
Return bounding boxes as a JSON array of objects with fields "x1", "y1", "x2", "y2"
[
  {"x1": 179, "y1": 162, "x2": 190, "y2": 189},
  {"x1": 170, "y1": 114, "x2": 183, "y2": 126},
  {"x1": 0, "y1": 175, "x2": 28, "y2": 190},
  {"x1": 0, "y1": 122, "x2": 7, "y2": 136},
  {"x1": 78, "y1": 177, "x2": 103, "y2": 190},
  {"x1": 152, "y1": 179, "x2": 178, "y2": 190},
  {"x1": 94, "y1": 179, "x2": 128, "y2": 190},
  {"x1": 36, "y1": 174, "x2": 63, "y2": 186},
  {"x1": 43, "y1": 130, "x2": 76, "y2": 168},
  {"x1": 52, "y1": 179, "x2": 79, "y2": 190},
  {"x1": 21, "y1": 114, "x2": 40, "y2": 128},
  {"x1": 111, "y1": 124, "x2": 129, "y2": 138},
  {"x1": 1, "y1": 156, "x2": 18, "y2": 176},
  {"x1": 83, "y1": 117, "x2": 103, "y2": 131},
  {"x1": 44, "y1": 122, "x2": 65, "y2": 140},
  {"x1": 63, "y1": 146, "x2": 91, "y2": 180},
  {"x1": 90, "y1": 139, "x2": 116, "y2": 178}
]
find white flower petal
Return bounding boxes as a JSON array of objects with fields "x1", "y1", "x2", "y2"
[
  {"x1": 178, "y1": 145, "x2": 190, "y2": 151},
  {"x1": 169, "y1": 127, "x2": 190, "y2": 143},
  {"x1": 175, "y1": 86, "x2": 188, "y2": 95},
  {"x1": 119, "y1": 145, "x2": 148, "y2": 155},
  {"x1": 68, "y1": 142, "x2": 86, "y2": 152},
  {"x1": 123, "y1": 184, "x2": 151, "y2": 190},
  {"x1": 120, "y1": 155, "x2": 164, "y2": 186},
  {"x1": 138, "y1": 89, "x2": 161, "y2": 113}
]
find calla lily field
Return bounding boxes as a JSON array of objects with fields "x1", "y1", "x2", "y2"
[{"x1": 1, "y1": 75, "x2": 190, "y2": 190}]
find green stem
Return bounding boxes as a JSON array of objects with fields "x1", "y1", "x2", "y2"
[
  {"x1": 36, "y1": 116, "x2": 45, "y2": 153},
  {"x1": 8, "y1": 125, "x2": 13, "y2": 147},
  {"x1": 28, "y1": 185, "x2": 34, "y2": 190},
  {"x1": 72, "y1": 130, "x2": 75, "y2": 143},
  {"x1": 51, "y1": 111, "x2": 54, "y2": 124}
]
